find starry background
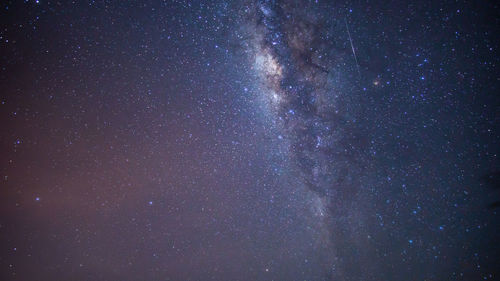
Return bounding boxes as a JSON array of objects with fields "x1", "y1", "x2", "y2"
[{"x1": 0, "y1": 0, "x2": 499, "y2": 280}]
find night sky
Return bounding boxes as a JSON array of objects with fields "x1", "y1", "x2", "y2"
[{"x1": 1, "y1": 0, "x2": 499, "y2": 280}]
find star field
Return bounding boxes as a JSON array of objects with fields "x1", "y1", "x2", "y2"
[{"x1": 0, "y1": 1, "x2": 499, "y2": 280}]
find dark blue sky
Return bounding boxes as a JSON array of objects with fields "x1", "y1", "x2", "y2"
[{"x1": 0, "y1": 1, "x2": 499, "y2": 280}]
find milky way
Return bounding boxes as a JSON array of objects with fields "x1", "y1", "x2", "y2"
[{"x1": 245, "y1": 1, "x2": 376, "y2": 277}]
